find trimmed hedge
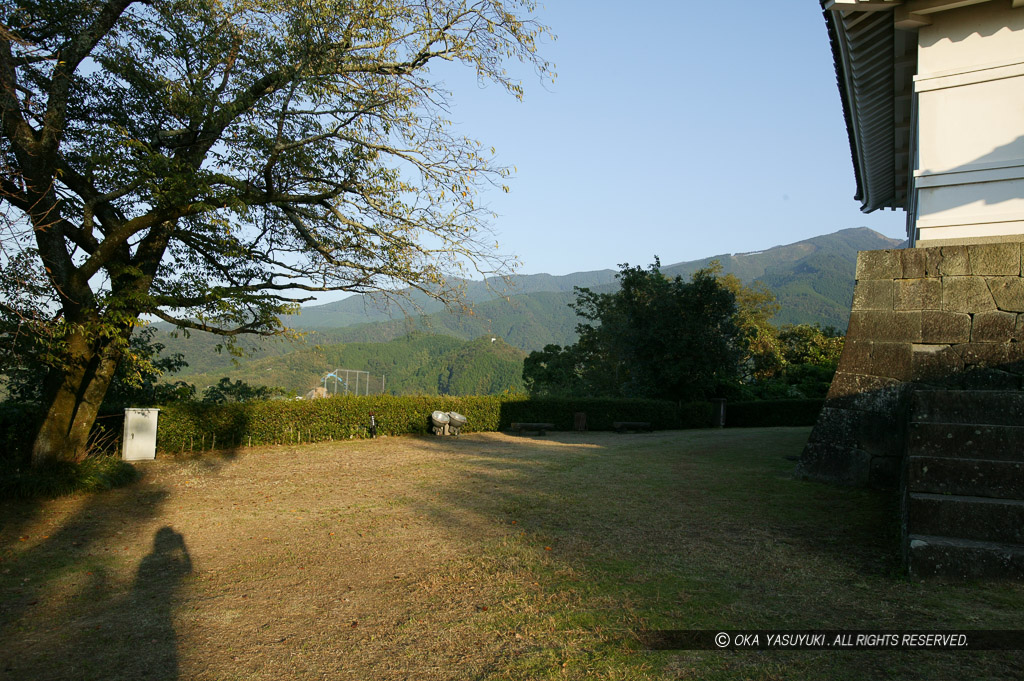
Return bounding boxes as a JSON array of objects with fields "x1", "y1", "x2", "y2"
[
  {"x1": 157, "y1": 394, "x2": 503, "y2": 452},
  {"x1": 725, "y1": 399, "x2": 825, "y2": 428},
  {"x1": 155, "y1": 395, "x2": 824, "y2": 453},
  {"x1": 499, "y1": 397, "x2": 713, "y2": 432},
  {"x1": 154, "y1": 395, "x2": 720, "y2": 453},
  {"x1": 0, "y1": 395, "x2": 825, "y2": 462}
]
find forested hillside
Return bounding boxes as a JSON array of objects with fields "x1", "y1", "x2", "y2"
[
  {"x1": 180, "y1": 333, "x2": 526, "y2": 396},
  {"x1": 283, "y1": 226, "x2": 900, "y2": 336},
  {"x1": 284, "y1": 269, "x2": 617, "y2": 329},
  {"x1": 153, "y1": 227, "x2": 901, "y2": 389}
]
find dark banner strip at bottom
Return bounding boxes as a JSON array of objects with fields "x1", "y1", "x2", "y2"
[{"x1": 636, "y1": 630, "x2": 1024, "y2": 651}]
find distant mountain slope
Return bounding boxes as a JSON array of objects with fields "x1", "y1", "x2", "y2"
[
  {"x1": 659, "y1": 226, "x2": 902, "y2": 282},
  {"x1": 286, "y1": 226, "x2": 900, "y2": 338},
  {"x1": 154, "y1": 227, "x2": 902, "y2": 384},
  {"x1": 284, "y1": 225, "x2": 901, "y2": 333},
  {"x1": 181, "y1": 333, "x2": 527, "y2": 396},
  {"x1": 286, "y1": 268, "x2": 616, "y2": 329},
  {"x1": 326, "y1": 290, "x2": 581, "y2": 348}
]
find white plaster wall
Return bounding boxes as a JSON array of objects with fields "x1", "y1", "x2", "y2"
[
  {"x1": 916, "y1": 74, "x2": 1024, "y2": 172},
  {"x1": 917, "y1": 1, "x2": 1024, "y2": 75},
  {"x1": 912, "y1": 1, "x2": 1024, "y2": 245}
]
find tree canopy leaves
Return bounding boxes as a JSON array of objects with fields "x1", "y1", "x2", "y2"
[
  {"x1": 523, "y1": 260, "x2": 742, "y2": 402},
  {"x1": 0, "y1": 0, "x2": 553, "y2": 462},
  {"x1": 521, "y1": 260, "x2": 846, "y2": 402},
  {"x1": 2, "y1": 0, "x2": 553, "y2": 335}
]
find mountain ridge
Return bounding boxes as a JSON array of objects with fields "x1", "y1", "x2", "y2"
[
  {"x1": 286, "y1": 226, "x2": 901, "y2": 334},
  {"x1": 155, "y1": 227, "x2": 903, "y2": 390}
]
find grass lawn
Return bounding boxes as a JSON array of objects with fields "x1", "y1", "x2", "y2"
[{"x1": 1, "y1": 427, "x2": 1022, "y2": 680}]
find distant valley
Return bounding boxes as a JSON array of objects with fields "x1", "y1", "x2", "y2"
[{"x1": 154, "y1": 227, "x2": 901, "y2": 394}]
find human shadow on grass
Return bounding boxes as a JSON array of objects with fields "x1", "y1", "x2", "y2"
[
  {"x1": 0, "y1": 481, "x2": 195, "y2": 680},
  {"x1": 122, "y1": 526, "x2": 193, "y2": 680}
]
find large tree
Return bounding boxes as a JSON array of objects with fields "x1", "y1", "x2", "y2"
[
  {"x1": 523, "y1": 260, "x2": 742, "y2": 401},
  {"x1": 0, "y1": 0, "x2": 552, "y2": 464}
]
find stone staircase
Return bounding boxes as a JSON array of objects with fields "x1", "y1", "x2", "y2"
[{"x1": 903, "y1": 390, "x2": 1024, "y2": 578}]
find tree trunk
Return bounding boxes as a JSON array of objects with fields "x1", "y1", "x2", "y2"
[{"x1": 30, "y1": 329, "x2": 123, "y2": 466}]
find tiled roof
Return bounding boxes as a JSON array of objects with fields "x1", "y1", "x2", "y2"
[{"x1": 822, "y1": 2, "x2": 914, "y2": 212}]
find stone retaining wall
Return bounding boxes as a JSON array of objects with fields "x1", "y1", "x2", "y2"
[{"x1": 796, "y1": 242, "x2": 1024, "y2": 488}]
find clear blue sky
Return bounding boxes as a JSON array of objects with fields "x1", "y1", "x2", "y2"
[{"x1": 435, "y1": 1, "x2": 906, "y2": 277}]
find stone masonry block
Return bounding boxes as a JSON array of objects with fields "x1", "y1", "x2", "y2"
[
  {"x1": 923, "y1": 246, "x2": 944, "y2": 277},
  {"x1": 856, "y1": 250, "x2": 901, "y2": 281},
  {"x1": 926, "y1": 245, "x2": 970, "y2": 276},
  {"x1": 894, "y1": 278, "x2": 941, "y2": 311},
  {"x1": 867, "y1": 342, "x2": 913, "y2": 381},
  {"x1": 1018, "y1": 314, "x2": 1024, "y2": 342},
  {"x1": 921, "y1": 310, "x2": 972, "y2": 344},
  {"x1": 858, "y1": 411, "x2": 905, "y2": 457},
  {"x1": 806, "y1": 406, "x2": 858, "y2": 450},
  {"x1": 962, "y1": 367, "x2": 1021, "y2": 390},
  {"x1": 826, "y1": 372, "x2": 908, "y2": 413},
  {"x1": 969, "y1": 242, "x2": 1021, "y2": 276},
  {"x1": 971, "y1": 310, "x2": 1018, "y2": 343},
  {"x1": 825, "y1": 371, "x2": 875, "y2": 400},
  {"x1": 869, "y1": 455, "x2": 901, "y2": 489},
  {"x1": 848, "y1": 310, "x2": 922, "y2": 343},
  {"x1": 901, "y1": 248, "x2": 928, "y2": 279},
  {"x1": 988, "y1": 277, "x2": 1024, "y2": 312},
  {"x1": 1006, "y1": 342, "x2": 1024, "y2": 372},
  {"x1": 942, "y1": 277, "x2": 997, "y2": 313},
  {"x1": 937, "y1": 246, "x2": 971, "y2": 276},
  {"x1": 852, "y1": 280, "x2": 893, "y2": 311},
  {"x1": 796, "y1": 439, "x2": 872, "y2": 487},
  {"x1": 912, "y1": 344, "x2": 964, "y2": 383},
  {"x1": 955, "y1": 342, "x2": 1010, "y2": 367},
  {"x1": 839, "y1": 339, "x2": 872, "y2": 368}
]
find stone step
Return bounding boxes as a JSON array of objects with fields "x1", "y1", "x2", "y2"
[
  {"x1": 906, "y1": 422, "x2": 1024, "y2": 461},
  {"x1": 907, "y1": 456, "x2": 1024, "y2": 498},
  {"x1": 910, "y1": 390, "x2": 1024, "y2": 427},
  {"x1": 907, "y1": 534, "x2": 1024, "y2": 579},
  {"x1": 907, "y1": 493, "x2": 1024, "y2": 545}
]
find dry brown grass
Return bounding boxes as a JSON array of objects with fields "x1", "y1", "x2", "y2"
[{"x1": 1, "y1": 429, "x2": 1022, "y2": 680}]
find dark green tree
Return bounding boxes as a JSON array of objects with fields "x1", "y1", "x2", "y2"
[
  {"x1": 778, "y1": 324, "x2": 844, "y2": 368},
  {"x1": 524, "y1": 260, "x2": 742, "y2": 401},
  {"x1": 744, "y1": 324, "x2": 845, "y2": 399},
  {"x1": 201, "y1": 377, "x2": 286, "y2": 404},
  {"x1": 521, "y1": 343, "x2": 586, "y2": 396}
]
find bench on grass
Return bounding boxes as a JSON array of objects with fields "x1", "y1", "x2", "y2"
[
  {"x1": 509, "y1": 422, "x2": 555, "y2": 435},
  {"x1": 613, "y1": 421, "x2": 652, "y2": 433}
]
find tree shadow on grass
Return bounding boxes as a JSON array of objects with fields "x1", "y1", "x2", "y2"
[
  {"x1": 406, "y1": 430, "x2": 942, "y2": 615},
  {"x1": 392, "y1": 430, "x2": 1024, "y2": 679}
]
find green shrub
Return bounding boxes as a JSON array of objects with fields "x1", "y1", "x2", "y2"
[
  {"x1": 725, "y1": 399, "x2": 825, "y2": 428},
  {"x1": 0, "y1": 402, "x2": 44, "y2": 469},
  {"x1": 0, "y1": 455, "x2": 138, "y2": 500},
  {"x1": 156, "y1": 394, "x2": 509, "y2": 452},
  {"x1": 154, "y1": 394, "x2": 721, "y2": 453}
]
